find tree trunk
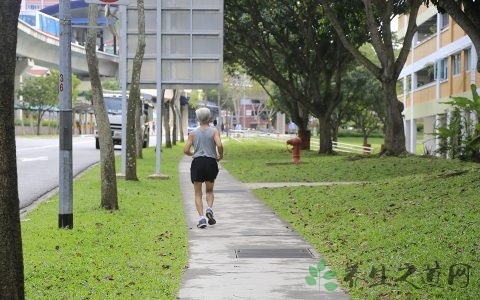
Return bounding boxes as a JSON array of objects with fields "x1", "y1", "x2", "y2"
[
  {"x1": 318, "y1": 113, "x2": 333, "y2": 154},
  {"x1": 156, "y1": 91, "x2": 166, "y2": 153},
  {"x1": 297, "y1": 130, "x2": 311, "y2": 150},
  {"x1": 86, "y1": 4, "x2": 119, "y2": 210},
  {"x1": 164, "y1": 100, "x2": 172, "y2": 148},
  {"x1": 382, "y1": 81, "x2": 406, "y2": 155},
  {"x1": 78, "y1": 113, "x2": 82, "y2": 135},
  {"x1": 20, "y1": 112, "x2": 25, "y2": 135},
  {"x1": 36, "y1": 117, "x2": 41, "y2": 135},
  {"x1": 170, "y1": 92, "x2": 178, "y2": 146},
  {"x1": 331, "y1": 122, "x2": 339, "y2": 142},
  {"x1": 126, "y1": 90, "x2": 138, "y2": 180},
  {"x1": 0, "y1": 1, "x2": 25, "y2": 298},
  {"x1": 289, "y1": 100, "x2": 310, "y2": 144},
  {"x1": 136, "y1": 99, "x2": 143, "y2": 159},
  {"x1": 126, "y1": 0, "x2": 146, "y2": 180},
  {"x1": 29, "y1": 112, "x2": 34, "y2": 134},
  {"x1": 175, "y1": 93, "x2": 184, "y2": 143}
]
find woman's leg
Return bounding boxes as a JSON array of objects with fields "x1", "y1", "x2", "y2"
[{"x1": 193, "y1": 181, "x2": 204, "y2": 216}]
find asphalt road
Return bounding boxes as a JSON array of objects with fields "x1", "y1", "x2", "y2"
[{"x1": 16, "y1": 136, "x2": 101, "y2": 211}]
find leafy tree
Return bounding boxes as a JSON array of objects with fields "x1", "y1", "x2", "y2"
[
  {"x1": 429, "y1": 0, "x2": 480, "y2": 72},
  {"x1": 102, "y1": 80, "x2": 121, "y2": 91},
  {"x1": 17, "y1": 75, "x2": 56, "y2": 135},
  {"x1": 256, "y1": 81, "x2": 279, "y2": 130},
  {"x1": 436, "y1": 84, "x2": 480, "y2": 162},
  {"x1": 339, "y1": 63, "x2": 384, "y2": 145},
  {"x1": 270, "y1": 85, "x2": 310, "y2": 138},
  {"x1": 353, "y1": 103, "x2": 384, "y2": 146},
  {"x1": 81, "y1": 80, "x2": 120, "y2": 102},
  {"x1": 225, "y1": 71, "x2": 251, "y2": 124},
  {"x1": 188, "y1": 90, "x2": 204, "y2": 107},
  {"x1": 217, "y1": 83, "x2": 237, "y2": 116},
  {"x1": 86, "y1": 4, "x2": 119, "y2": 210},
  {"x1": 319, "y1": 0, "x2": 424, "y2": 155},
  {"x1": 17, "y1": 70, "x2": 80, "y2": 135},
  {"x1": 0, "y1": 1, "x2": 25, "y2": 298},
  {"x1": 225, "y1": 0, "x2": 365, "y2": 153}
]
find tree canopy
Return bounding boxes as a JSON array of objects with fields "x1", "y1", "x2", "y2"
[
  {"x1": 18, "y1": 70, "x2": 80, "y2": 108},
  {"x1": 225, "y1": 0, "x2": 368, "y2": 152},
  {"x1": 17, "y1": 70, "x2": 80, "y2": 135},
  {"x1": 318, "y1": 0, "x2": 424, "y2": 155}
]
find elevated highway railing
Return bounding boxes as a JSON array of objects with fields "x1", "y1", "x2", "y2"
[{"x1": 17, "y1": 17, "x2": 118, "y2": 77}]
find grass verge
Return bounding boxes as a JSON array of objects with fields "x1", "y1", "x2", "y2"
[
  {"x1": 21, "y1": 146, "x2": 188, "y2": 299},
  {"x1": 221, "y1": 138, "x2": 480, "y2": 299}
]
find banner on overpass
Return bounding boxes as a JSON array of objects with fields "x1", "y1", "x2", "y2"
[{"x1": 85, "y1": 0, "x2": 131, "y2": 5}]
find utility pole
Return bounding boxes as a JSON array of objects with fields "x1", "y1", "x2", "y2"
[{"x1": 58, "y1": 0, "x2": 73, "y2": 228}]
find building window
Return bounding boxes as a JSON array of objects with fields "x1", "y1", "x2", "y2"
[
  {"x1": 465, "y1": 48, "x2": 472, "y2": 71},
  {"x1": 415, "y1": 64, "x2": 435, "y2": 88},
  {"x1": 452, "y1": 53, "x2": 461, "y2": 75},
  {"x1": 397, "y1": 75, "x2": 412, "y2": 94},
  {"x1": 416, "y1": 15, "x2": 437, "y2": 44},
  {"x1": 440, "y1": 13, "x2": 449, "y2": 29},
  {"x1": 435, "y1": 58, "x2": 448, "y2": 81}
]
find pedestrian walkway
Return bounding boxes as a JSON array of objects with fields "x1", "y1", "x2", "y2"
[{"x1": 177, "y1": 156, "x2": 351, "y2": 300}]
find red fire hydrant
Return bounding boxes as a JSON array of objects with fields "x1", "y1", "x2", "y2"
[{"x1": 286, "y1": 137, "x2": 302, "y2": 164}]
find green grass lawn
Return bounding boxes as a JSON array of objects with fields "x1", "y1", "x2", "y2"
[
  {"x1": 21, "y1": 137, "x2": 479, "y2": 299},
  {"x1": 21, "y1": 146, "x2": 188, "y2": 299},
  {"x1": 221, "y1": 138, "x2": 480, "y2": 299}
]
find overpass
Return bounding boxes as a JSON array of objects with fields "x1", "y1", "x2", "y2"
[{"x1": 16, "y1": 18, "x2": 119, "y2": 78}]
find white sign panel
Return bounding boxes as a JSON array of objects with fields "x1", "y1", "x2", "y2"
[
  {"x1": 85, "y1": 0, "x2": 131, "y2": 5},
  {"x1": 125, "y1": 0, "x2": 224, "y2": 89}
]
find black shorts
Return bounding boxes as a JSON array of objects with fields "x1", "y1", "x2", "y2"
[{"x1": 190, "y1": 157, "x2": 219, "y2": 183}]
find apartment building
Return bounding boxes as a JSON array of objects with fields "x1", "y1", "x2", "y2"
[{"x1": 397, "y1": 5, "x2": 479, "y2": 154}]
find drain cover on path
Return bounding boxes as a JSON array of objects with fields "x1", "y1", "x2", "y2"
[{"x1": 235, "y1": 248, "x2": 314, "y2": 258}]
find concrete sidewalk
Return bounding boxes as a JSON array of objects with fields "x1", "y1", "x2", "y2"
[{"x1": 177, "y1": 156, "x2": 350, "y2": 300}]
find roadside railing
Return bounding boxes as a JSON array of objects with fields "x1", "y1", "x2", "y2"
[
  {"x1": 227, "y1": 129, "x2": 292, "y2": 141},
  {"x1": 227, "y1": 130, "x2": 374, "y2": 154},
  {"x1": 309, "y1": 140, "x2": 373, "y2": 154},
  {"x1": 332, "y1": 141, "x2": 373, "y2": 154}
]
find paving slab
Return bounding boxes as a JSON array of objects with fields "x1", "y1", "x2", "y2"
[{"x1": 178, "y1": 156, "x2": 351, "y2": 300}]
